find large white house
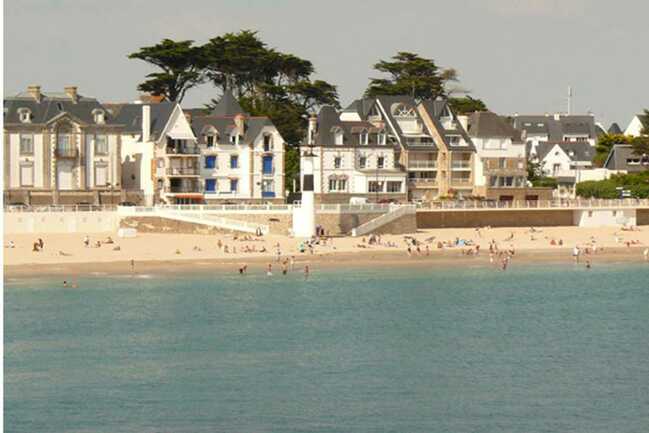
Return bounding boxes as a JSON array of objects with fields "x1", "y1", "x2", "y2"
[
  {"x1": 624, "y1": 112, "x2": 648, "y2": 137},
  {"x1": 115, "y1": 91, "x2": 285, "y2": 205},
  {"x1": 4, "y1": 85, "x2": 123, "y2": 205}
]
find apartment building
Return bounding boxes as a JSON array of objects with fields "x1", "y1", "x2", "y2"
[
  {"x1": 300, "y1": 95, "x2": 476, "y2": 203},
  {"x1": 3, "y1": 85, "x2": 123, "y2": 205},
  {"x1": 467, "y1": 111, "x2": 551, "y2": 201}
]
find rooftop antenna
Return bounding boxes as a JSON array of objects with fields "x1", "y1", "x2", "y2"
[{"x1": 566, "y1": 86, "x2": 573, "y2": 115}]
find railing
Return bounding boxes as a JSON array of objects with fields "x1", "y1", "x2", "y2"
[
  {"x1": 166, "y1": 167, "x2": 200, "y2": 176},
  {"x1": 408, "y1": 160, "x2": 438, "y2": 169},
  {"x1": 165, "y1": 145, "x2": 200, "y2": 155},
  {"x1": 450, "y1": 177, "x2": 472, "y2": 184},
  {"x1": 164, "y1": 185, "x2": 202, "y2": 193},
  {"x1": 351, "y1": 205, "x2": 416, "y2": 236},
  {"x1": 451, "y1": 161, "x2": 471, "y2": 169},
  {"x1": 55, "y1": 146, "x2": 78, "y2": 158},
  {"x1": 262, "y1": 168, "x2": 275, "y2": 176},
  {"x1": 4, "y1": 204, "x2": 117, "y2": 212},
  {"x1": 416, "y1": 198, "x2": 649, "y2": 210},
  {"x1": 409, "y1": 178, "x2": 437, "y2": 184}
]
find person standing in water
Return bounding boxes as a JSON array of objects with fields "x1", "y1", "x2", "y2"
[
  {"x1": 267, "y1": 263, "x2": 273, "y2": 277},
  {"x1": 304, "y1": 264, "x2": 310, "y2": 279},
  {"x1": 130, "y1": 259, "x2": 135, "y2": 275}
]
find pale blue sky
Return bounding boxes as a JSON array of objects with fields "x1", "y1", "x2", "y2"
[{"x1": 4, "y1": 0, "x2": 648, "y2": 126}]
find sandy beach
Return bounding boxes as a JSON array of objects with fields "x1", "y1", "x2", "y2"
[{"x1": 4, "y1": 225, "x2": 649, "y2": 279}]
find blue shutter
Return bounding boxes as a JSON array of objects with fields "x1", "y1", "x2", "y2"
[
  {"x1": 205, "y1": 156, "x2": 216, "y2": 169},
  {"x1": 262, "y1": 156, "x2": 273, "y2": 174},
  {"x1": 230, "y1": 179, "x2": 238, "y2": 192},
  {"x1": 205, "y1": 179, "x2": 216, "y2": 192}
]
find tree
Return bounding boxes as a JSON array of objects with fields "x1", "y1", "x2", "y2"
[
  {"x1": 593, "y1": 134, "x2": 632, "y2": 167},
  {"x1": 365, "y1": 52, "x2": 458, "y2": 101},
  {"x1": 447, "y1": 96, "x2": 487, "y2": 115},
  {"x1": 128, "y1": 39, "x2": 205, "y2": 102},
  {"x1": 527, "y1": 157, "x2": 557, "y2": 188}
]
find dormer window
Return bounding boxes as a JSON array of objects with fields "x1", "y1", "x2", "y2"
[
  {"x1": 360, "y1": 129, "x2": 369, "y2": 145},
  {"x1": 230, "y1": 134, "x2": 237, "y2": 144},
  {"x1": 92, "y1": 109, "x2": 105, "y2": 124},
  {"x1": 334, "y1": 128, "x2": 344, "y2": 145},
  {"x1": 263, "y1": 134, "x2": 273, "y2": 152},
  {"x1": 378, "y1": 131, "x2": 386, "y2": 145},
  {"x1": 17, "y1": 108, "x2": 32, "y2": 123},
  {"x1": 392, "y1": 103, "x2": 416, "y2": 118},
  {"x1": 204, "y1": 127, "x2": 218, "y2": 147}
]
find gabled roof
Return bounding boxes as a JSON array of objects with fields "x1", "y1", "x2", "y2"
[
  {"x1": 419, "y1": 98, "x2": 475, "y2": 151},
  {"x1": 4, "y1": 91, "x2": 114, "y2": 126},
  {"x1": 190, "y1": 115, "x2": 274, "y2": 145},
  {"x1": 604, "y1": 144, "x2": 648, "y2": 171},
  {"x1": 512, "y1": 114, "x2": 598, "y2": 141},
  {"x1": 113, "y1": 102, "x2": 176, "y2": 138},
  {"x1": 535, "y1": 141, "x2": 594, "y2": 163},
  {"x1": 607, "y1": 122, "x2": 623, "y2": 135},
  {"x1": 467, "y1": 111, "x2": 522, "y2": 141},
  {"x1": 209, "y1": 90, "x2": 248, "y2": 116},
  {"x1": 310, "y1": 105, "x2": 390, "y2": 148}
]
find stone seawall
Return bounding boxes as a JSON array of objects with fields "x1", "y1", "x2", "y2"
[
  {"x1": 637, "y1": 209, "x2": 649, "y2": 226},
  {"x1": 417, "y1": 210, "x2": 575, "y2": 228}
]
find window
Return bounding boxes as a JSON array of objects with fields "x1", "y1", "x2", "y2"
[
  {"x1": 205, "y1": 155, "x2": 217, "y2": 169},
  {"x1": 378, "y1": 131, "x2": 386, "y2": 145},
  {"x1": 359, "y1": 156, "x2": 367, "y2": 168},
  {"x1": 328, "y1": 178, "x2": 337, "y2": 191},
  {"x1": 360, "y1": 130, "x2": 369, "y2": 145},
  {"x1": 334, "y1": 157, "x2": 342, "y2": 169},
  {"x1": 94, "y1": 135, "x2": 108, "y2": 155},
  {"x1": 377, "y1": 156, "x2": 385, "y2": 169},
  {"x1": 20, "y1": 163, "x2": 34, "y2": 186},
  {"x1": 334, "y1": 128, "x2": 344, "y2": 145},
  {"x1": 263, "y1": 134, "x2": 273, "y2": 151},
  {"x1": 95, "y1": 164, "x2": 108, "y2": 187},
  {"x1": 447, "y1": 136, "x2": 461, "y2": 146},
  {"x1": 18, "y1": 108, "x2": 31, "y2": 123},
  {"x1": 92, "y1": 109, "x2": 105, "y2": 124},
  {"x1": 206, "y1": 135, "x2": 215, "y2": 147},
  {"x1": 387, "y1": 181, "x2": 402, "y2": 193},
  {"x1": 338, "y1": 179, "x2": 347, "y2": 191},
  {"x1": 58, "y1": 134, "x2": 70, "y2": 147},
  {"x1": 262, "y1": 155, "x2": 273, "y2": 174},
  {"x1": 392, "y1": 103, "x2": 416, "y2": 117},
  {"x1": 368, "y1": 181, "x2": 383, "y2": 193},
  {"x1": 230, "y1": 178, "x2": 238, "y2": 192},
  {"x1": 230, "y1": 134, "x2": 237, "y2": 144},
  {"x1": 498, "y1": 158, "x2": 506, "y2": 169},
  {"x1": 20, "y1": 134, "x2": 33, "y2": 155},
  {"x1": 230, "y1": 155, "x2": 238, "y2": 169},
  {"x1": 205, "y1": 178, "x2": 216, "y2": 192}
]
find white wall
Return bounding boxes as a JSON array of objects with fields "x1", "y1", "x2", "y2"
[
  {"x1": 624, "y1": 116, "x2": 644, "y2": 137},
  {"x1": 573, "y1": 209, "x2": 636, "y2": 227},
  {"x1": 4, "y1": 211, "x2": 121, "y2": 234}
]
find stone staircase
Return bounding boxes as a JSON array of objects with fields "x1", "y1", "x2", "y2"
[{"x1": 351, "y1": 205, "x2": 416, "y2": 236}]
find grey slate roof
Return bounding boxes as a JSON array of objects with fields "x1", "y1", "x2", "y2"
[
  {"x1": 4, "y1": 91, "x2": 115, "y2": 126},
  {"x1": 311, "y1": 105, "x2": 390, "y2": 148},
  {"x1": 190, "y1": 115, "x2": 272, "y2": 145},
  {"x1": 467, "y1": 111, "x2": 522, "y2": 141},
  {"x1": 607, "y1": 123, "x2": 623, "y2": 135},
  {"x1": 534, "y1": 141, "x2": 594, "y2": 163},
  {"x1": 512, "y1": 115, "x2": 598, "y2": 141},
  {"x1": 210, "y1": 90, "x2": 248, "y2": 117},
  {"x1": 604, "y1": 144, "x2": 649, "y2": 172},
  {"x1": 112, "y1": 102, "x2": 176, "y2": 139},
  {"x1": 420, "y1": 98, "x2": 475, "y2": 151}
]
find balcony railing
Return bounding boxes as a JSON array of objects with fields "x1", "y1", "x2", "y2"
[
  {"x1": 165, "y1": 145, "x2": 200, "y2": 155},
  {"x1": 164, "y1": 184, "x2": 202, "y2": 193},
  {"x1": 262, "y1": 168, "x2": 275, "y2": 176},
  {"x1": 450, "y1": 177, "x2": 472, "y2": 185},
  {"x1": 408, "y1": 177, "x2": 438, "y2": 184},
  {"x1": 166, "y1": 167, "x2": 199, "y2": 176},
  {"x1": 408, "y1": 160, "x2": 438, "y2": 169},
  {"x1": 56, "y1": 146, "x2": 78, "y2": 158},
  {"x1": 451, "y1": 161, "x2": 471, "y2": 169}
]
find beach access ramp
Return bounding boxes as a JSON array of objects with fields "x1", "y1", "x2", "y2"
[{"x1": 351, "y1": 205, "x2": 416, "y2": 237}]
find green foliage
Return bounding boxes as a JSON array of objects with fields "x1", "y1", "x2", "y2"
[
  {"x1": 593, "y1": 134, "x2": 632, "y2": 167},
  {"x1": 128, "y1": 39, "x2": 205, "y2": 102},
  {"x1": 640, "y1": 109, "x2": 649, "y2": 135},
  {"x1": 531, "y1": 177, "x2": 558, "y2": 188},
  {"x1": 576, "y1": 171, "x2": 649, "y2": 198},
  {"x1": 447, "y1": 96, "x2": 487, "y2": 115},
  {"x1": 365, "y1": 52, "x2": 457, "y2": 101}
]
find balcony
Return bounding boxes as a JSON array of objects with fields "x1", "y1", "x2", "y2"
[
  {"x1": 164, "y1": 184, "x2": 202, "y2": 194},
  {"x1": 408, "y1": 178, "x2": 438, "y2": 187},
  {"x1": 450, "y1": 177, "x2": 472, "y2": 186},
  {"x1": 451, "y1": 160, "x2": 472, "y2": 170},
  {"x1": 262, "y1": 191, "x2": 276, "y2": 198},
  {"x1": 56, "y1": 146, "x2": 78, "y2": 158},
  {"x1": 165, "y1": 145, "x2": 200, "y2": 155},
  {"x1": 408, "y1": 160, "x2": 437, "y2": 169},
  {"x1": 262, "y1": 168, "x2": 275, "y2": 176},
  {"x1": 166, "y1": 167, "x2": 199, "y2": 176}
]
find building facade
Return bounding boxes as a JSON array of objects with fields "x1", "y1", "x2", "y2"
[{"x1": 4, "y1": 86, "x2": 123, "y2": 205}]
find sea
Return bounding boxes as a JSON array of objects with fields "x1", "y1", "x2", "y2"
[{"x1": 4, "y1": 263, "x2": 649, "y2": 433}]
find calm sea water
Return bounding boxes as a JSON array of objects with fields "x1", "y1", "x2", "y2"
[{"x1": 5, "y1": 263, "x2": 649, "y2": 433}]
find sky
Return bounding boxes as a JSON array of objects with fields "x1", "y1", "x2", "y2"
[{"x1": 4, "y1": 0, "x2": 648, "y2": 127}]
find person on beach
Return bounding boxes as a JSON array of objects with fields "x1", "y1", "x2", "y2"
[
  {"x1": 63, "y1": 280, "x2": 68, "y2": 287},
  {"x1": 267, "y1": 264, "x2": 273, "y2": 276},
  {"x1": 130, "y1": 259, "x2": 135, "y2": 275},
  {"x1": 282, "y1": 262, "x2": 288, "y2": 275},
  {"x1": 304, "y1": 264, "x2": 310, "y2": 279},
  {"x1": 84, "y1": 236, "x2": 90, "y2": 248},
  {"x1": 290, "y1": 256, "x2": 295, "y2": 270},
  {"x1": 644, "y1": 248, "x2": 649, "y2": 262},
  {"x1": 32, "y1": 242, "x2": 40, "y2": 252},
  {"x1": 38, "y1": 238, "x2": 44, "y2": 250},
  {"x1": 7, "y1": 240, "x2": 15, "y2": 248},
  {"x1": 572, "y1": 246, "x2": 581, "y2": 263},
  {"x1": 586, "y1": 260, "x2": 591, "y2": 269},
  {"x1": 239, "y1": 264, "x2": 248, "y2": 275}
]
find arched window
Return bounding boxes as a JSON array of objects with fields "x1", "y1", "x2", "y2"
[
  {"x1": 17, "y1": 107, "x2": 32, "y2": 123},
  {"x1": 360, "y1": 129, "x2": 369, "y2": 145},
  {"x1": 203, "y1": 127, "x2": 218, "y2": 147},
  {"x1": 92, "y1": 108, "x2": 105, "y2": 124},
  {"x1": 333, "y1": 128, "x2": 344, "y2": 145},
  {"x1": 391, "y1": 103, "x2": 416, "y2": 118}
]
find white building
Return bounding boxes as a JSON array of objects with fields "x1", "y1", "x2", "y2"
[
  {"x1": 513, "y1": 113, "x2": 599, "y2": 156},
  {"x1": 4, "y1": 85, "x2": 123, "y2": 205},
  {"x1": 624, "y1": 112, "x2": 648, "y2": 137}
]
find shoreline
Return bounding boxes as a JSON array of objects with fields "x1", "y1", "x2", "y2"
[{"x1": 5, "y1": 247, "x2": 648, "y2": 280}]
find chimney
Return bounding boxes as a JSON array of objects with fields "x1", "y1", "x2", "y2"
[
  {"x1": 457, "y1": 115, "x2": 469, "y2": 131},
  {"x1": 307, "y1": 115, "x2": 317, "y2": 145},
  {"x1": 234, "y1": 113, "x2": 246, "y2": 135},
  {"x1": 553, "y1": 113, "x2": 561, "y2": 121},
  {"x1": 27, "y1": 85, "x2": 41, "y2": 102},
  {"x1": 142, "y1": 105, "x2": 151, "y2": 143},
  {"x1": 64, "y1": 86, "x2": 78, "y2": 103}
]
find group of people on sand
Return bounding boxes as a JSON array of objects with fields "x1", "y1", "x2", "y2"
[{"x1": 31, "y1": 238, "x2": 45, "y2": 252}]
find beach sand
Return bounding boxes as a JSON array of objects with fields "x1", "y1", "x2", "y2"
[{"x1": 4, "y1": 225, "x2": 649, "y2": 279}]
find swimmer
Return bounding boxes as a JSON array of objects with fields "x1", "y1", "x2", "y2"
[{"x1": 267, "y1": 263, "x2": 273, "y2": 277}]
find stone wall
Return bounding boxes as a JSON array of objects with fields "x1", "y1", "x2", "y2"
[
  {"x1": 316, "y1": 211, "x2": 385, "y2": 235},
  {"x1": 372, "y1": 213, "x2": 418, "y2": 235},
  {"x1": 417, "y1": 209, "x2": 575, "y2": 228},
  {"x1": 120, "y1": 217, "x2": 245, "y2": 235},
  {"x1": 4, "y1": 211, "x2": 121, "y2": 234}
]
